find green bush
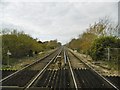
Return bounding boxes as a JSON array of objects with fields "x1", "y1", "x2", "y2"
[
  {"x1": 90, "y1": 36, "x2": 120, "y2": 60},
  {"x1": 1, "y1": 29, "x2": 61, "y2": 65}
]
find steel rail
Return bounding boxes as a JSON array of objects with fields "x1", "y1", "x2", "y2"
[
  {"x1": 24, "y1": 48, "x2": 62, "y2": 89},
  {"x1": 64, "y1": 49, "x2": 78, "y2": 90},
  {"x1": 0, "y1": 48, "x2": 58, "y2": 83},
  {"x1": 69, "y1": 49, "x2": 119, "y2": 90}
]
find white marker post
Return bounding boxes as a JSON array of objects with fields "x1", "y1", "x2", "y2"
[{"x1": 7, "y1": 50, "x2": 11, "y2": 67}]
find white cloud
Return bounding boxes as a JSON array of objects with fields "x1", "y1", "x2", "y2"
[
  {"x1": 0, "y1": 1, "x2": 118, "y2": 44},
  {"x1": 1, "y1": 0, "x2": 119, "y2": 2}
]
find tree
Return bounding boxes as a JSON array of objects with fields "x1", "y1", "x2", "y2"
[
  {"x1": 68, "y1": 17, "x2": 118, "y2": 55},
  {"x1": 2, "y1": 30, "x2": 43, "y2": 59},
  {"x1": 1, "y1": 28, "x2": 62, "y2": 65}
]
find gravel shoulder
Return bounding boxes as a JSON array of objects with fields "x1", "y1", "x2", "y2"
[
  {"x1": 68, "y1": 51, "x2": 87, "y2": 69},
  {"x1": 69, "y1": 49, "x2": 119, "y2": 76}
]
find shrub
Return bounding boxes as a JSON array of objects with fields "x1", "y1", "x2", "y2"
[{"x1": 90, "y1": 36, "x2": 119, "y2": 60}]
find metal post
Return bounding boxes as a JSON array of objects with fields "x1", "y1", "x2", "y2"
[
  {"x1": 108, "y1": 48, "x2": 110, "y2": 61},
  {"x1": 7, "y1": 50, "x2": 11, "y2": 67}
]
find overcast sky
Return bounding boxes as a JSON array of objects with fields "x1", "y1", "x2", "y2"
[{"x1": 0, "y1": 0, "x2": 119, "y2": 44}]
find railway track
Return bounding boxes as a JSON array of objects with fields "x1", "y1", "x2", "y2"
[
  {"x1": 105, "y1": 76, "x2": 120, "y2": 89},
  {"x1": 32, "y1": 69, "x2": 70, "y2": 89},
  {"x1": 0, "y1": 47, "x2": 119, "y2": 90},
  {"x1": 24, "y1": 47, "x2": 77, "y2": 90},
  {"x1": 1, "y1": 70, "x2": 17, "y2": 79},
  {"x1": 0, "y1": 47, "x2": 63, "y2": 90},
  {"x1": 69, "y1": 50, "x2": 119, "y2": 90}
]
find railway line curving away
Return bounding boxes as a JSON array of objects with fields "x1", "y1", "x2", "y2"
[{"x1": 0, "y1": 46, "x2": 119, "y2": 90}]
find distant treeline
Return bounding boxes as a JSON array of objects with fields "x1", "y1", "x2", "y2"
[
  {"x1": 1, "y1": 29, "x2": 61, "y2": 64},
  {"x1": 67, "y1": 18, "x2": 120, "y2": 61}
]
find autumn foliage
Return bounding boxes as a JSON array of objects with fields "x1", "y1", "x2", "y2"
[
  {"x1": 68, "y1": 18, "x2": 120, "y2": 60},
  {"x1": 1, "y1": 29, "x2": 61, "y2": 65}
]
